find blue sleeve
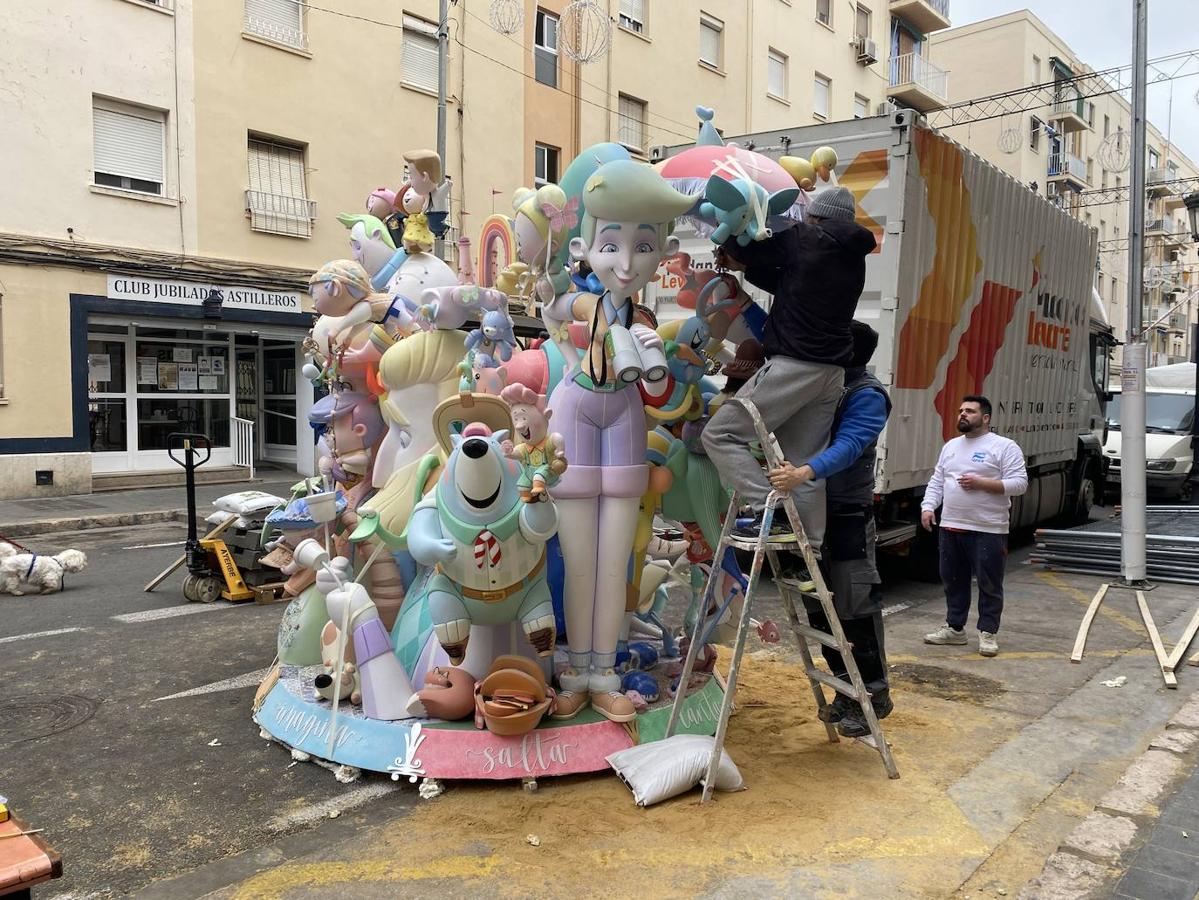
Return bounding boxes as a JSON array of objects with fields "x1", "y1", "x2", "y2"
[{"x1": 807, "y1": 390, "x2": 889, "y2": 480}]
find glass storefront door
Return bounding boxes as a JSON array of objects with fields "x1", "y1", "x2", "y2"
[{"x1": 87, "y1": 320, "x2": 304, "y2": 474}]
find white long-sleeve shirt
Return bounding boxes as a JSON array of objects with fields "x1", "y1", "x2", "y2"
[{"x1": 921, "y1": 431, "x2": 1029, "y2": 534}]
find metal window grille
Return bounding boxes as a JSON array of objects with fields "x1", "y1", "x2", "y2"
[
  {"x1": 246, "y1": 138, "x2": 315, "y2": 238},
  {"x1": 618, "y1": 94, "x2": 646, "y2": 151},
  {"x1": 244, "y1": 0, "x2": 307, "y2": 50}
]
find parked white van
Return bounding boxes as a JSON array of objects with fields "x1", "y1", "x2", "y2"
[{"x1": 1104, "y1": 362, "x2": 1197, "y2": 501}]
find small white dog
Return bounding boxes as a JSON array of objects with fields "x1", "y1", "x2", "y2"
[{"x1": 0, "y1": 542, "x2": 88, "y2": 595}]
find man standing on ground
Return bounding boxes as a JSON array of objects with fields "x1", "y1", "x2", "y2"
[
  {"x1": 921, "y1": 396, "x2": 1028, "y2": 657},
  {"x1": 702, "y1": 187, "x2": 876, "y2": 556},
  {"x1": 767, "y1": 321, "x2": 892, "y2": 736}
]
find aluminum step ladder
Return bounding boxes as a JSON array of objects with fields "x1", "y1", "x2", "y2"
[{"x1": 665, "y1": 398, "x2": 900, "y2": 801}]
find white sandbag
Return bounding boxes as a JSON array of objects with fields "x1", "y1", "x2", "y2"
[
  {"x1": 212, "y1": 491, "x2": 284, "y2": 516},
  {"x1": 606, "y1": 734, "x2": 744, "y2": 807},
  {"x1": 204, "y1": 511, "x2": 255, "y2": 530}
]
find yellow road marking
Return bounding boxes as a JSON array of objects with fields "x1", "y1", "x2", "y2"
[{"x1": 1034, "y1": 572, "x2": 1145, "y2": 635}]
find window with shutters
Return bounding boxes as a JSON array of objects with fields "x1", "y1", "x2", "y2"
[
  {"x1": 92, "y1": 99, "x2": 167, "y2": 196},
  {"x1": 619, "y1": 0, "x2": 646, "y2": 34},
  {"x1": 853, "y1": 94, "x2": 869, "y2": 119},
  {"x1": 244, "y1": 0, "x2": 307, "y2": 51},
  {"x1": 245, "y1": 136, "x2": 315, "y2": 238},
  {"x1": 535, "y1": 143, "x2": 560, "y2": 187},
  {"x1": 699, "y1": 14, "x2": 723, "y2": 69},
  {"x1": 535, "y1": 10, "x2": 558, "y2": 88},
  {"x1": 813, "y1": 74, "x2": 830, "y2": 119},
  {"x1": 402, "y1": 14, "x2": 439, "y2": 93},
  {"x1": 767, "y1": 49, "x2": 787, "y2": 100},
  {"x1": 617, "y1": 94, "x2": 647, "y2": 153}
]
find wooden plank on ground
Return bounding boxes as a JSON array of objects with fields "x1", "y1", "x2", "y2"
[
  {"x1": 1164, "y1": 606, "x2": 1199, "y2": 673},
  {"x1": 1071, "y1": 583, "x2": 1109, "y2": 662},
  {"x1": 1136, "y1": 590, "x2": 1178, "y2": 689}
]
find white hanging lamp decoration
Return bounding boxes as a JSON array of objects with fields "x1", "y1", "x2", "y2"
[
  {"x1": 997, "y1": 123, "x2": 1022, "y2": 154},
  {"x1": 560, "y1": 0, "x2": 613, "y2": 64},
  {"x1": 489, "y1": 0, "x2": 524, "y2": 36},
  {"x1": 1098, "y1": 130, "x2": 1132, "y2": 173}
]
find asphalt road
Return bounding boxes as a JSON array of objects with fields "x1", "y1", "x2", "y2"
[{"x1": 0, "y1": 524, "x2": 417, "y2": 899}]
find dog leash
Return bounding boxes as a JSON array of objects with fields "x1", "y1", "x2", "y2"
[{"x1": 0, "y1": 533, "x2": 33, "y2": 554}]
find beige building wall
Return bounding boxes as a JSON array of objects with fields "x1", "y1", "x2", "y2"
[{"x1": 933, "y1": 10, "x2": 1199, "y2": 369}]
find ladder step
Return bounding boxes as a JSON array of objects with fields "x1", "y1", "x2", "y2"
[
  {"x1": 726, "y1": 535, "x2": 800, "y2": 551},
  {"x1": 776, "y1": 576, "x2": 818, "y2": 595},
  {"x1": 805, "y1": 666, "x2": 868, "y2": 701},
  {"x1": 791, "y1": 623, "x2": 843, "y2": 651}
]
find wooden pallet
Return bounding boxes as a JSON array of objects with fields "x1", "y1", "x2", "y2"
[{"x1": 253, "y1": 582, "x2": 291, "y2": 605}]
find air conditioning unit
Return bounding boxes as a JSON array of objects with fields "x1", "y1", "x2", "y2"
[
  {"x1": 648, "y1": 145, "x2": 670, "y2": 163},
  {"x1": 875, "y1": 101, "x2": 893, "y2": 116},
  {"x1": 855, "y1": 37, "x2": 878, "y2": 65},
  {"x1": 1046, "y1": 182, "x2": 1059, "y2": 197}
]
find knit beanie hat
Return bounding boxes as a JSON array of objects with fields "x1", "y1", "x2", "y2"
[{"x1": 806, "y1": 187, "x2": 856, "y2": 222}]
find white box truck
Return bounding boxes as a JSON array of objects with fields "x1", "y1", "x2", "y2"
[{"x1": 648, "y1": 111, "x2": 1114, "y2": 569}]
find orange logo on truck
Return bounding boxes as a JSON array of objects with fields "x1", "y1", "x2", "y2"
[
  {"x1": 933, "y1": 254, "x2": 1041, "y2": 439},
  {"x1": 895, "y1": 130, "x2": 984, "y2": 390}
]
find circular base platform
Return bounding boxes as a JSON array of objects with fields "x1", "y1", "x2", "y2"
[{"x1": 253, "y1": 665, "x2": 726, "y2": 781}]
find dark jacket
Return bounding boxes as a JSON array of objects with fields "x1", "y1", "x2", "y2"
[{"x1": 722, "y1": 219, "x2": 876, "y2": 366}]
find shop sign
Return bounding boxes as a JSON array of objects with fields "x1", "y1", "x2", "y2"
[{"x1": 107, "y1": 275, "x2": 305, "y2": 315}]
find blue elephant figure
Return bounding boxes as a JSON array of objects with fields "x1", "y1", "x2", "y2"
[{"x1": 700, "y1": 175, "x2": 800, "y2": 246}]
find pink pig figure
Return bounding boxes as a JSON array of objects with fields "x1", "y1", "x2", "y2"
[{"x1": 499, "y1": 383, "x2": 568, "y2": 503}]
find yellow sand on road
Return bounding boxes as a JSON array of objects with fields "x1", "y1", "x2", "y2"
[{"x1": 235, "y1": 649, "x2": 1024, "y2": 900}]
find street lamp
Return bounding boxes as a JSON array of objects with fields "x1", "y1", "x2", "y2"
[{"x1": 1185, "y1": 192, "x2": 1199, "y2": 242}]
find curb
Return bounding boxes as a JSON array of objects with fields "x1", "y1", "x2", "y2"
[
  {"x1": 1019, "y1": 692, "x2": 1199, "y2": 899},
  {"x1": 0, "y1": 508, "x2": 189, "y2": 539}
]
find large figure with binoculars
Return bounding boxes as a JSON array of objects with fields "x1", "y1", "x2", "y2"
[{"x1": 540, "y1": 160, "x2": 693, "y2": 723}]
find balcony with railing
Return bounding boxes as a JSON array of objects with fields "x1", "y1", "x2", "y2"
[
  {"x1": 1145, "y1": 217, "x2": 1168, "y2": 237},
  {"x1": 1147, "y1": 167, "x2": 1177, "y2": 197},
  {"x1": 1047, "y1": 151, "x2": 1087, "y2": 189},
  {"x1": 1051, "y1": 90, "x2": 1089, "y2": 133},
  {"x1": 245, "y1": 191, "x2": 317, "y2": 238},
  {"x1": 889, "y1": 0, "x2": 950, "y2": 34},
  {"x1": 244, "y1": 2, "x2": 308, "y2": 51},
  {"x1": 887, "y1": 52, "x2": 948, "y2": 113}
]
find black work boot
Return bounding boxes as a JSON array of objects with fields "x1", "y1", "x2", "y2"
[{"x1": 836, "y1": 689, "x2": 894, "y2": 737}]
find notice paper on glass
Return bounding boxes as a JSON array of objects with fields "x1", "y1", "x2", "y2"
[
  {"x1": 210, "y1": 356, "x2": 226, "y2": 375},
  {"x1": 173, "y1": 347, "x2": 193, "y2": 363},
  {"x1": 137, "y1": 357, "x2": 158, "y2": 385},
  {"x1": 198, "y1": 356, "x2": 212, "y2": 375},
  {"x1": 178, "y1": 363, "x2": 199, "y2": 391},
  {"x1": 158, "y1": 362, "x2": 179, "y2": 391},
  {"x1": 198, "y1": 375, "x2": 219, "y2": 391},
  {"x1": 87, "y1": 353, "x2": 111, "y2": 383}
]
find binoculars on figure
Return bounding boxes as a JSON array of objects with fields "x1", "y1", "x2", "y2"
[{"x1": 608, "y1": 324, "x2": 668, "y2": 384}]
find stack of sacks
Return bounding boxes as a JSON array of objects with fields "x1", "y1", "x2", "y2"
[{"x1": 204, "y1": 490, "x2": 287, "y2": 587}]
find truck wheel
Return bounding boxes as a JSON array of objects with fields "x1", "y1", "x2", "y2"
[
  {"x1": 1071, "y1": 475, "x2": 1096, "y2": 525},
  {"x1": 1179, "y1": 479, "x2": 1194, "y2": 503}
]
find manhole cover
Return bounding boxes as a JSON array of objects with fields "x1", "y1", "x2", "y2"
[{"x1": 0, "y1": 693, "x2": 100, "y2": 745}]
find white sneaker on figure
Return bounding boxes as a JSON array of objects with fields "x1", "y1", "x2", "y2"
[
  {"x1": 978, "y1": 631, "x2": 999, "y2": 657},
  {"x1": 923, "y1": 623, "x2": 968, "y2": 645}
]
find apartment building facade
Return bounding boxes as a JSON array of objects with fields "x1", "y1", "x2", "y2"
[
  {"x1": 0, "y1": 0, "x2": 949, "y2": 499},
  {"x1": 931, "y1": 11, "x2": 1199, "y2": 371}
]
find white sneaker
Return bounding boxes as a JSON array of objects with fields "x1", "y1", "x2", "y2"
[
  {"x1": 978, "y1": 631, "x2": 999, "y2": 657},
  {"x1": 923, "y1": 623, "x2": 968, "y2": 645}
]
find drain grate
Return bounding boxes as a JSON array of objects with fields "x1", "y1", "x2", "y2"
[{"x1": 0, "y1": 693, "x2": 100, "y2": 745}]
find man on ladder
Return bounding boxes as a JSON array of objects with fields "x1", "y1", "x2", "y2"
[
  {"x1": 766, "y1": 322, "x2": 893, "y2": 737},
  {"x1": 703, "y1": 187, "x2": 877, "y2": 577}
]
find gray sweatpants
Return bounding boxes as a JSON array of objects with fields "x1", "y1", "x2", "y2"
[{"x1": 702, "y1": 355, "x2": 844, "y2": 549}]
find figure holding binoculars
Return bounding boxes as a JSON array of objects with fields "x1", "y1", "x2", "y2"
[{"x1": 541, "y1": 160, "x2": 693, "y2": 722}]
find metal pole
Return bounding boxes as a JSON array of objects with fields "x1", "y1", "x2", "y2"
[
  {"x1": 1121, "y1": 0, "x2": 1150, "y2": 585},
  {"x1": 436, "y1": 0, "x2": 448, "y2": 169}
]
